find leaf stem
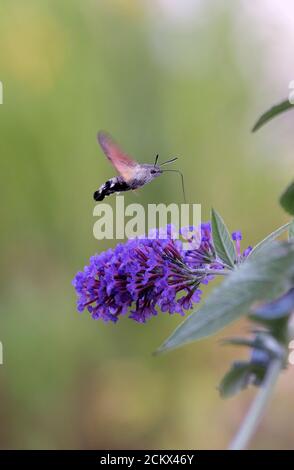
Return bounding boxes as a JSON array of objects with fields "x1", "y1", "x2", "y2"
[{"x1": 228, "y1": 357, "x2": 283, "y2": 450}]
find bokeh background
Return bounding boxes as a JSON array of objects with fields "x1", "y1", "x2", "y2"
[{"x1": 0, "y1": 0, "x2": 294, "y2": 449}]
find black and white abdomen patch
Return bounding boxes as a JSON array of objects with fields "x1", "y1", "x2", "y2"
[{"x1": 93, "y1": 177, "x2": 130, "y2": 201}]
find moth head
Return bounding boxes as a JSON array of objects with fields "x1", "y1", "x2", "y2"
[{"x1": 150, "y1": 166, "x2": 163, "y2": 176}]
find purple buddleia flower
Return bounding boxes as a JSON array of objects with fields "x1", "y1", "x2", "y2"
[
  {"x1": 243, "y1": 246, "x2": 253, "y2": 258},
  {"x1": 72, "y1": 223, "x2": 250, "y2": 323},
  {"x1": 183, "y1": 223, "x2": 219, "y2": 268},
  {"x1": 232, "y1": 231, "x2": 253, "y2": 261},
  {"x1": 232, "y1": 231, "x2": 242, "y2": 256}
]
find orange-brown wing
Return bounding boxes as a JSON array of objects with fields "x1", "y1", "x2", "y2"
[{"x1": 97, "y1": 131, "x2": 138, "y2": 182}]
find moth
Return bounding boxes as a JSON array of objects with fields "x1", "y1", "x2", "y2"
[{"x1": 93, "y1": 131, "x2": 185, "y2": 202}]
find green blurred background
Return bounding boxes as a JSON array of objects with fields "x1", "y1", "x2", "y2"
[{"x1": 0, "y1": 0, "x2": 293, "y2": 449}]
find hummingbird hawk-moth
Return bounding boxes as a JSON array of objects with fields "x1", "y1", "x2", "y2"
[{"x1": 93, "y1": 131, "x2": 185, "y2": 202}]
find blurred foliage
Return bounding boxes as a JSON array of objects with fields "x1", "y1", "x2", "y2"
[
  {"x1": 280, "y1": 181, "x2": 294, "y2": 215},
  {"x1": 252, "y1": 99, "x2": 293, "y2": 132},
  {"x1": 0, "y1": 0, "x2": 293, "y2": 449}
]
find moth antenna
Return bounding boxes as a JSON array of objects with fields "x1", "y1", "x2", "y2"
[
  {"x1": 154, "y1": 154, "x2": 159, "y2": 167},
  {"x1": 160, "y1": 157, "x2": 178, "y2": 166},
  {"x1": 162, "y1": 169, "x2": 186, "y2": 203}
]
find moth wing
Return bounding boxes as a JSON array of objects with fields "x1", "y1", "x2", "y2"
[{"x1": 97, "y1": 131, "x2": 138, "y2": 183}]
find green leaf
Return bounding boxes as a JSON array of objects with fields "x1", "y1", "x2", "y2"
[
  {"x1": 248, "y1": 221, "x2": 291, "y2": 259},
  {"x1": 252, "y1": 99, "x2": 293, "y2": 132},
  {"x1": 280, "y1": 181, "x2": 294, "y2": 216},
  {"x1": 225, "y1": 333, "x2": 285, "y2": 359},
  {"x1": 219, "y1": 363, "x2": 254, "y2": 398},
  {"x1": 219, "y1": 362, "x2": 265, "y2": 398},
  {"x1": 156, "y1": 241, "x2": 294, "y2": 354},
  {"x1": 211, "y1": 208, "x2": 236, "y2": 268},
  {"x1": 289, "y1": 220, "x2": 294, "y2": 240},
  {"x1": 223, "y1": 337, "x2": 257, "y2": 349}
]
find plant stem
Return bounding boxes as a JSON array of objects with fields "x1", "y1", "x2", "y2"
[
  {"x1": 191, "y1": 269, "x2": 230, "y2": 276},
  {"x1": 228, "y1": 357, "x2": 283, "y2": 450}
]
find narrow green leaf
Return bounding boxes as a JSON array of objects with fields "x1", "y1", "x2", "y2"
[
  {"x1": 248, "y1": 221, "x2": 291, "y2": 259},
  {"x1": 157, "y1": 241, "x2": 294, "y2": 354},
  {"x1": 219, "y1": 363, "x2": 255, "y2": 398},
  {"x1": 223, "y1": 338, "x2": 257, "y2": 349},
  {"x1": 211, "y1": 208, "x2": 236, "y2": 268},
  {"x1": 280, "y1": 181, "x2": 294, "y2": 216},
  {"x1": 289, "y1": 220, "x2": 294, "y2": 240},
  {"x1": 219, "y1": 362, "x2": 266, "y2": 398},
  {"x1": 252, "y1": 99, "x2": 293, "y2": 132}
]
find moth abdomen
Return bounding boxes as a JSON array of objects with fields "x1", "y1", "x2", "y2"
[
  {"x1": 93, "y1": 190, "x2": 106, "y2": 201},
  {"x1": 93, "y1": 177, "x2": 130, "y2": 201}
]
